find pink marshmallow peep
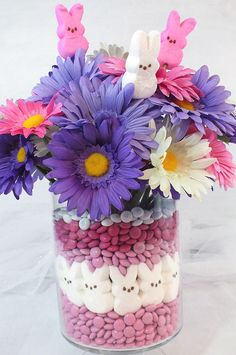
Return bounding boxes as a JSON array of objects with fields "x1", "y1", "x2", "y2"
[
  {"x1": 55, "y1": 3, "x2": 89, "y2": 59},
  {"x1": 158, "y1": 10, "x2": 196, "y2": 69}
]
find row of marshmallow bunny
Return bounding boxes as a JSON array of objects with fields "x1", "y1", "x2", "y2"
[{"x1": 56, "y1": 253, "x2": 180, "y2": 316}]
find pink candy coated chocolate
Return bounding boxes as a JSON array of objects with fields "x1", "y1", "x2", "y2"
[{"x1": 55, "y1": 3, "x2": 89, "y2": 59}]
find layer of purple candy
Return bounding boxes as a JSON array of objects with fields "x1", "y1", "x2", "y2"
[{"x1": 54, "y1": 211, "x2": 180, "y2": 349}]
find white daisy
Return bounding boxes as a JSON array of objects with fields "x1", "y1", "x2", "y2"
[{"x1": 140, "y1": 127, "x2": 216, "y2": 199}]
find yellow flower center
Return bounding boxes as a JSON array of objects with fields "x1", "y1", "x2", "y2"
[
  {"x1": 163, "y1": 150, "x2": 178, "y2": 172},
  {"x1": 23, "y1": 114, "x2": 45, "y2": 129},
  {"x1": 17, "y1": 147, "x2": 26, "y2": 163},
  {"x1": 175, "y1": 99, "x2": 195, "y2": 111},
  {"x1": 84, "y1": 152, "x2": 109, "y2": 177}
]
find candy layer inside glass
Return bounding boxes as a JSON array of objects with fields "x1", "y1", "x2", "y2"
[{"x1": 53, "y1": 196, "x2": 182, "y2": 352}]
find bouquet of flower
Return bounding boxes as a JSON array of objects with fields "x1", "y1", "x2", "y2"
[{"x1": 0, "y1": 5, "x2": 235, "y2": 222}]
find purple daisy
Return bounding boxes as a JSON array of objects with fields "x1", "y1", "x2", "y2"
[
  {"x1": 0, "y1": 135, "x2": 41, "y2": 199},
  {"x1": 30, "y1": 50, "x2": 103, "y2": 104},
  {"x1": 150, "y1": 65, "x2": 236, "y2": 139},
  {"x1": 44, "y1": 118, "x2": 143, "y2": 220},
  {"x1": 51, "y1": 76, "x2": 158, "y2": 159}
]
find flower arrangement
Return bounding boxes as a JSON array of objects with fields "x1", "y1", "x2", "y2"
[
  {"x1": 0, "y1": 5, "x2": 235, "y2": 220},
  {"x1": 1, "y1": 3, "x2": 236, "y2": 351}
]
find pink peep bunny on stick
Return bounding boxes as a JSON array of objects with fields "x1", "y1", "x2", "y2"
[
  {"x1": 158, "y1": 10, "x2": 196, "y2": 69},
  {"x1": 55, "y1": 3, "x2": 89, "y2": 59}
]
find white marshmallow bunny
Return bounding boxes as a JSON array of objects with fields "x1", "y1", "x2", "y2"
[
  {"x1": 110, "y1": 265, "x2": 141, "y2": 316},
  {"x1": 138, "y1": 262, "x2": 164, "y2": 307},
  {"x1": 81, "y1": 262, "x2": 113, "y2": 314},
  {"x1": 162, "y1": 253, "x2": 180, "y2": 303},
  {"x1": 122, "y1": 30, "x2": 160, "y2": 99},
  {"x1": 56, "y1": 255, "x2": 84, "y2": 306}
]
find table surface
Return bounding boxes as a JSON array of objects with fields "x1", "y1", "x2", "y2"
[{"x1": 0, "y1": 1, "x2": 236, "y2": 355}]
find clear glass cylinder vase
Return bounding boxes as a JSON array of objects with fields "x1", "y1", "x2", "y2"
[{"x1": 53, "y1": 194, "x2": 182, "y2": 353}]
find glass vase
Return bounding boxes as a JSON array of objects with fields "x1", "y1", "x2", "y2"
[{"x1": 53, "y1": 193, "x2": 182, "y2": 353}]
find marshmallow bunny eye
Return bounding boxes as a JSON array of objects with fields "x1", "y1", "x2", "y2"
[
  {"x1": 139, "y1": 64, "x2": 143, "y2": 68},
  {"x1": 151, "y1": 282, "x2": 154, "y2": 287},
  {"x1": 131, "y1": 286, "x2": 134, "y2": 291},
  {"x1": 74, "y1": 27, "x2": 77, "y2": 31},
  {"x1": 167, "y1": 36, "x2": 170, "y2": 40},
  {"x1": 94, "y1": 285, "x2": 97, "y2": 289},
  {"x1": 123, "y1": 286, "x2": 126, "y2": 291},
  {"x1": 85, "y1": 283, "x2": 88, "y2": 288},
  {"x1": 148, "y1": 64, "x2": 152, "y2": 68}
]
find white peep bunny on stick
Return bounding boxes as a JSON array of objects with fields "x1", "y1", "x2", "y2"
[{"x1": 122, "y1": 30, "x2": 160, "y2": 99}]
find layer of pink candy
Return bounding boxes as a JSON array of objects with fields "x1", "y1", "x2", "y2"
[
  {"x1": 61, "y1": 292, "x2": 180, "y2": 349},
  {"x1": 55, "y1": 213, "x2": 178, "y2": 274}
]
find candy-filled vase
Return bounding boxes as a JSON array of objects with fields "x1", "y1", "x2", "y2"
[{"x1": 53, "y1": 193, "x2": 182, "y2": 353}]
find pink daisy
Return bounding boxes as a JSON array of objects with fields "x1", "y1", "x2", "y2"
[
  {"x1": 206, "y1": 129, "x2": 236, "y2": 190},
  {"x1": 156, "y1": 66, "x2": 202, "y2": 102},
  {"x1": 0, "y1": 99, "x2": 62, "y2": 138},
  {"x1": 99, "y1": 56, "x2": 126, "y2": 82}
]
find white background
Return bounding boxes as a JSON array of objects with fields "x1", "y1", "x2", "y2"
[{"x1": 0, "y1": 1, "x2": 236, "y2": 355}]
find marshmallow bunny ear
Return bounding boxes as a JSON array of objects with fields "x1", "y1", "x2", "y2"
[
  {"x1": 167, "y1": 10, "x2": 181, "y2": 28},
  {"x1": 70, "y1": 3, "x2": 84, "y2": 21},
  {"x1": 129, "y1": 30, "x2": 148, "y2": 57},
  {"x1": 94, "y1": 265, "x2": 109, "y2": 281},
  {"x1": 162, "y1": 254, "x2": 174, "y2": 272},
  {"x1": 181, "y1": 18, "x2": 197, "y2": 35},
  {"x1": 138, "y1": 263, "x2": 151, "y2": 279},
  {"x1": 56, "y1": 255, "x2": 68, "y2": 273},
  {"x1": 81, "y1": 262, "x2": 91, "y2": 278},
  {"x1": 126, "y1": 265, "x2": 138, "y2": 280},
  {"x1": 148, "y1": 31, "x2": 160, "y2": 57},
  {"x1": 153, "y1": 262, "x2": 162, "y2": 273},
  {"x1": 110, "y1": 266, "x2": 123, "y2": 282},
  {"x1": 70, "y1": 262, "x2": 81, "y2": 279},
  {"x1": 55, "y1": 4, "x2": 70, "y2": 24},
  {"x1": 174, "y1": 252, "x2": 180, "y2": 264}
]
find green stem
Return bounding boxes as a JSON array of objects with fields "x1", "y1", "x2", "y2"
[{"x1": 36, "y1": 164, "x2": 55, "y2": 184}]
